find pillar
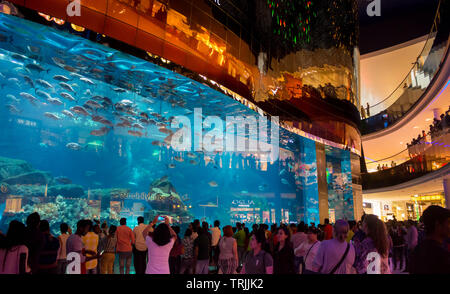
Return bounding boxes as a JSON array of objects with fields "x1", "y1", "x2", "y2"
[
  {"x1": 316, "y1": 143, "x2": 329, "y2": 223},
  {"x1": 444, "y1": 176, "x2": 450, "y2": 209}
]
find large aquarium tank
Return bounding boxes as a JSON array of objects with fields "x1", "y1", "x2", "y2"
[{"x1": 0, "y1": 13, "x2": 353, "y2": 234}]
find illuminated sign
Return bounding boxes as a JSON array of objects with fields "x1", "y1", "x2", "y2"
[
  {"x1": 231, "y1": 200, "x2": 255, "y2": 207},
  {"x1": 411, "y1": 195, "x2": 443, "y2": 202}
]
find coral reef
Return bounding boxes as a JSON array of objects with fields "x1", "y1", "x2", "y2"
[
  {"x1": 0, "y1": 157, "x2": 193, "y2": 231},
  {"x1": 1, "y1": 195, "x2": 119, "y2": 235}
]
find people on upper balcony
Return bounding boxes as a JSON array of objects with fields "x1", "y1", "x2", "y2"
[
  {"x1": 407, "y1": 106, "x2": 449, "y2": 149},
  {"x1": 360, "y1": 106, "x2": 366, "y2": 119}
]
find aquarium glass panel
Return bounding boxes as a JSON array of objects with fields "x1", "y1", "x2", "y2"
[{"x1": 0, "y1": 14, "x2": 352, "y2": 233}]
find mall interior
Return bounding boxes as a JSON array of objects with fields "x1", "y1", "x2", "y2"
[{"x1": 0, "y1": 0, "x2": 448, "y2": 232}]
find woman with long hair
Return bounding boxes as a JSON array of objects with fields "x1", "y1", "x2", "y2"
[
  {"x1": 354, "y1": 214, "x2": 391, "y2": 274},
  {"x1": 217, "y1": 225, "x2": 238, "y2": 274},
  {"x1": 142, "y1": 215, "x2": 177, "y2": 274},
  {"x1": 273, "y1": 226, "x2": 295, "y2": 274},
  {"x1": 0, "y1": 220, "x2": 30, "y2": 274}
]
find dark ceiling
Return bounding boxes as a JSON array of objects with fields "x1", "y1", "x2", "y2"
[{"x1": 358, "y1": 0, "x2": 440, "y2": 54}]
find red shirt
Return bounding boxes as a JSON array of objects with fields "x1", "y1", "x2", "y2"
[
  {"x1": 324, "y1": 224, "x2": 333, "y2": 240},
  {"x1": 116, "y1": 225, "x2": 135, "y2": 252}
]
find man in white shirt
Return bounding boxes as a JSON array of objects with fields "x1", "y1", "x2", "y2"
[
  {"x1": 291, "y1": 223, "x2": 307, "y2": 273},
  {"x1": 294, "y1": 227, "x2": 321, "y2": 274},
  {"x1": 133, "y1": 216, "x2": 148, "y2": 274},
  {"x1": 210, "y1": 220, "x2": 221, "y2": 266}
]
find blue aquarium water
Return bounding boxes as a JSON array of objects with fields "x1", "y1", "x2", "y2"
[{"x1": 0, "y1": 14, "x2": 353, "y2": 234}]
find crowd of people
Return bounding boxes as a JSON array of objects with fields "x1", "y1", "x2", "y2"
[
  {"x1": 0, "y1": 205, "x2": 449, "y2": 274},
  {"x1": 407, "y1": 106, "x2": 450, "y2": 148},
  {"x1": 376, "y1": 161, "x2": 397, "y2": 171}
]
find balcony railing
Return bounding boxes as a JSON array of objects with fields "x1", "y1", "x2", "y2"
[
  {"x1": 360, "y1": 0, "x2": 449, "y2": 135},
  {"x1": 362, "y1": 128, "x2": 450, "y2": 190}
]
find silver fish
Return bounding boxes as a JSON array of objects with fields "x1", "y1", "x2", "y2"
[
  {"x1": 66, "y1": 143, "x2": 84, "y2": 151},
  {"x1": 44, "y1": 112, "x2": 61, "y2": 120},
  {"x1": 60, "y1": 92, "x2": 76, "y2": 102},
  {"x1": 80, "y1": 77, "x2": 95, "y2": 85},
  {"x1": 70, "y1": 106, "x2": 90, "y2": 116},
  {"x1": 21, "y1": 75, "x2": 34, "y2": 88},
  {"x1": 69, "y1": 72, "x2": 83, "y2": 79},
  {"x1": 59, "y1": 82, "x2": 75, "y2": 92},
  {"x1": 6, "y1": 94, "x2": 19, "y2": 103},
  {"x1": 8, "y1": 78, "x2": 19, "y2": 84},
  {"x1": 132, "y1": 123, "x2": 145, "y2": 130},
  {"x1": 119, "y1": 99, "x2": 134, "y2": 106},
  {"x1": 47, "y1": 97, "x2": 63, "y2": 106},
  {"x1": 19, "y1": 92, "x2": 38, "y2": 104},
  {"x1": 36, "y1": 79, "x2": 53, "y2": 89},
  {"x1": 114, "y1": 88, "x2": 127, "y2": 93},
  {"x1": 62, "y1": 110, "x2": 75, "y2": 118},
  {"x1": 142, "y1": 98, "x2": 155, "y2": 104},
  {"x1": 53, "y1": 75, "x2": 70, "y2": 82},
  {"x1": 99, "y1": 119, "x2": 113, "y2": 127},
  {"x1": 52, "y1": 57, "x2": 65, "y2": 67},
  {"x1": 85, "y1": 100, "x2": 103, "y2": 109},
  {"x1": 91, "y1": 115, "x2": 106, "y2": 122},
  {"x1": 36, "y1": 90, "x2": 52, "y2": 100}
]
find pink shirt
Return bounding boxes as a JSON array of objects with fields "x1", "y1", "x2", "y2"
[
  {"x1": 0, "y1": 245, "x2": 30, "y2": 274},
  {"x1": 116, "y1": 225, "x2": 135, "y2": 252},
  {"x1": 145, "y1": 236, "x2": 175, "y2": 274}
]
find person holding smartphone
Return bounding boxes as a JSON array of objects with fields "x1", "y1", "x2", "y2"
[{"x1": 142, "y1": 215, "x2": 177, "y2": 274}]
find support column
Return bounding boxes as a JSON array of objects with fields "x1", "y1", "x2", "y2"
[
  {"x1": 444, "y1": 176, "x2": 450, "y2": 209},
  {"x1": 316, "y1": 143, "x2": 329, "y2": 223}
]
